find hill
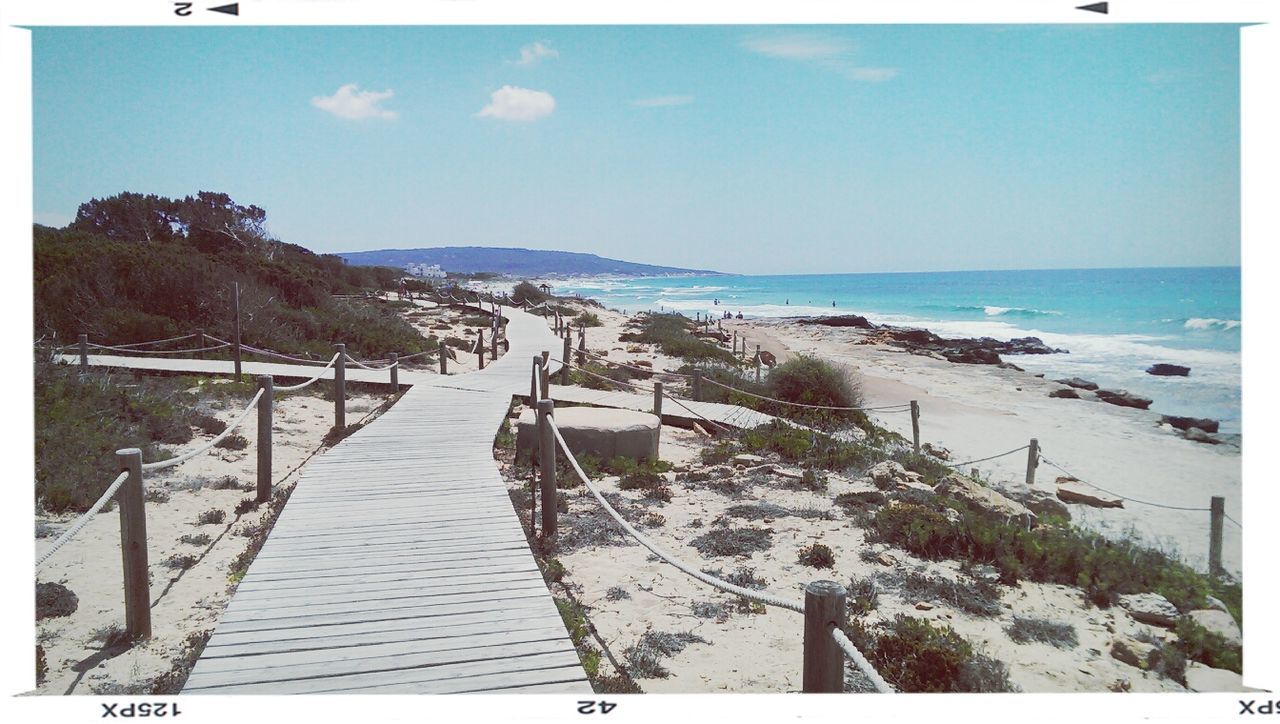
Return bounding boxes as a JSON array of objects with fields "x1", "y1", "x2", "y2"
[
  {"x1": 338, "y1": 246, "x2": 723, "y2": 277},
  {"x1": 33, "y1": 191, "x2": 425, "y2": 358}
]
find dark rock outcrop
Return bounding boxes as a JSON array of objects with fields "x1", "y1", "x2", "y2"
[
  {"x1": 1161, "y1": 415, "x2": 1220, "y2": 434},
  {"x1": 1096, "y1": 389, "x2": 1153, "y2": 410},
  {"x1": 1056, "y1": 377, "x2": 1099, "y2": 391},
  {"x1": 1049, "y1": 387, "x2": 1080, "y2": 399},
  {"x1": 1147, "y1": 363, "x2": 1191, "y2": 377},
  {"x1": 800, "y1": 314, "x2": 876, "y2": 329}
]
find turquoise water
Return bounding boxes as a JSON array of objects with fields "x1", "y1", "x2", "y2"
[{"x1": 553, "y1": 267, "x2": 1242, "y2": 433}]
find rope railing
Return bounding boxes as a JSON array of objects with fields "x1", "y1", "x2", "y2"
[
  {"x1": 830, "y1": 628, "x2": 895, "y2": 693},
  {"x1": 548, "y1": 417, "x2": 891, "y2": 693},
  {"x1": 576, "y1": 347, "x2": 694, "y2": 380},
  {"x1": 94, "y1": 333, "x2": 198, "y2": 350},
  {"x1": 342, "y1": 353, "x2": 399, "y2": 372},
  {"x1": 274, "y1": 353, "x2": 342, "y2": 393},
  {"x1": 945, "y1": 444, "x2": 1031, "y2": 469},
  {"x1": 87, "y1": 342, "x2": 231, "y2": 356},
  {"x1": 142, "y1": 387, "x2": 265, "y2": 471},
  {"x1": 36, "y1": 470, "x2": 130, "y2": 569},
  {"x1": 1037, "y1": 452, "x2": 1216, "y2": 513}
]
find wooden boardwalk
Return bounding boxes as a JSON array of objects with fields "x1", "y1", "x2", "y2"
[{"x1": 180, "y1": 307, "x2": 592, "y2": 694}]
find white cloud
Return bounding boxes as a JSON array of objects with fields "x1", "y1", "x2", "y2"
[
  {"x1": 844, "y1": 67, "x2": 900, "y2": 82},
  {"x1": 630, "y1": 95, "x2": 695, "y2": 107},
  {"x1": 515, "y1": 42, "x2": 559, "y2": 66},
  {"x1": 477, "y1": 85, "x2": 556, "y2": 122},
  {"x1": 743, "y1": 34, "x2": 853, "y2": 60},
  {"x1": 311, "y1": 83, "x2": 397, "y2": 120}
]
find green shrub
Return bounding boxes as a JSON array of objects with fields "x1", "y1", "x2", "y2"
[
  {"x1": 689, "y1": 526, "x2": 773, "y2": 558},
  {"x1": 1175, "y1": 617, "x2": 1242, "y2": 673},
  {"x1": 512, "y1": 281, "x2": 550, "y2": 305},
  {"x1": 1004, "y1": 617, "x2": 1078, "y2": 648},
  {"x1": 214, "y1": 434, "x2": 249, "y2": 450},
  {"x1": 574, "y1": 311, "x2": 604, "y2": 328},
  {"x1": 859, "y1": 615, "x2": 1016, "y2": 693},
  {"x1": 620, "y1": 313, "x2": 739, "y2": 366},
  {"x1": 848, "y1": 576, "x2": 879, "y2": 616},
  {"x1": 798, "y1": 542, "x2": 836, "y2": 568},
  {"x1": 543, "y1": 558, "x2": 566, "y2": 583},
  {"x1": 196, "y1": 509, "x2": 225, "y2": 525}
]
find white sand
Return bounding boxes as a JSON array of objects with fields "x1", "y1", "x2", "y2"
[{"x1": 34, "y1": 384, "x2": 389, "y2": 695}]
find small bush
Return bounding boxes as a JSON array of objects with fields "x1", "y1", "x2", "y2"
[
  {"x1": 689, "y1": 526, "x2": 774, "y2": 558},
  {"x1": 543, "y1": 558, "x2": 566, "y2": 583},
  {"x1": 798, "y1": 542, "x2": 836, "y2": 568},
  {"x1": 895, "y1": 572, "x2": 1002, "y2": 617},
  {"x1": 144, "y1": 488, "x2": 171, "y2": 504},
  {"x1": 179, "y1": 533, "x2": 212, "y2": 546},
  {"x1": 209, "y1": 475, "x2": 244, "y2": 490},
  {"x1": 233, "y1": 498, "x2": 260, "y2": 515},
  {"x1": 622, "y1": 631, "x2": 707, "y2": 679},
  {"x1": 190, "y1": 412, "x2": 227, "y2": 436},
  {"x1": 865, "y1": 615, "x2": 1016, "y2": 693},
  {"x1": 36, "y1": 582, "x2": 79, "y2": 620},
  {"x1": 196, "y1": 508, "x2": 226, "y2": 525},
  {"x1": 1005, "y1": 616, "x2": 1078, "y2": 648},
  {"x1": 700, "y1": 441, "x2": 737, "y2": 466},
  {"x1": 214, "y1": 434, "x2": 248, "y2": 451},
  {"x1": 1176, "y1": 617, "x2": 1242, "y2": 673},
  {"x1": 703, "y1": 566, "x2": 768, "y2": 590},
  {"x1": 164, "y1": 554, "x2": 198, "y2": 571},
  {"x1": 848, "y1": 576, "x2": 879, "y2": 616},
  {"x1": 574, "y1": 311, "x2": 604, "y2": 328},
  {"x1": 605, "y1": 586, "x2": 631, "y2": 601},
  {"x1": 800, "y1": 468, "x2": 828, "y2": 491}
]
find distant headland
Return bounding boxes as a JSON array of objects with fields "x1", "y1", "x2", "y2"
[{"x1": 338, "y1": 246, "x2": 726, "y2": 278}]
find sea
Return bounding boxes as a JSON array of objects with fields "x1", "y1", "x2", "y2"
[{"x1": 549, "y1": 267, "x2": 1242, "y2": 434}]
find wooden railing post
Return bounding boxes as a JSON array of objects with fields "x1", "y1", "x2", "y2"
[
  {"x1": 1025, "y1": 438, "x2": 1039, "y2": 485},
  {"x1": 561, "y1": 335, "x2": 572, "y2": 385},
  {"x1": 540, "y1": 351, "x2": 551, "y2": 400},
  {"x1": 79, "y1": 333, "x2": 89, "y2": 369},
  {"x1": 439, "y1": 338, "x2": 448, "y2": 374},
  {"x1": 256, "y1": 375, "x2": 273, "y2": 503},
  {"x1": 389, "y1": 352, "x2": 399, "y2": 393},
  {"x1": 196, "y1": 328, "x2": 205, "y2": 359},
  {"x1": 333, "y1": 343, "x2": 346, "y2": 430},
  {"x1": 803, "y1": 580, "x2": 847, "y2": 693},
  {"x1": 910, "y1": 401, "x2": 921, "y2": 455},
  {"x1": 693, "y1": 370, "x2": 703, "y2": 402},
  {"x1": 755, "y1": 345, "x2": 762, "y2": 382},
  {"x1": 537, "y1": 399, "x2": 558, "y2": 541},
  {"x1": 114, "y1": 448, "x2": 151, "y2": 640},
  {"x1": 653, "y1": 381, "x2": 664, "y2": 419},
  {"x1": 531, "y1": 355, "x2": 541, "y2": 403},
  {"x1": 732, "y1": 331, "x2": 738, "y2": 356},
  {"x1": 232, "y1": 281, "x2": 243, "y2": 382},
  {"x1": 490, "y1": 319, "x2": 498, "y2": 360},
  {"x1": 1209, "y1": 496, "x2": 1225, "y2": 580},
  {"x1": 477, "y1": 330, "x2": 486, "y2": 370},
  {"x1": 577, "y1": 329, "x2": 586, "y2": 365}
]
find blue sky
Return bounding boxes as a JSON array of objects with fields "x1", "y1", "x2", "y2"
[{"x1": 31, "y1": 24, "x2": 1240, "y2": 275}]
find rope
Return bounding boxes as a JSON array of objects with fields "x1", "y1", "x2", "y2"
[
  {"x1": 830, "y1": 628, "x2": 895, "y2": 693},
  {"x1": 549, "y1": 418, "x2": 805, "y2": 613},
  {"x1": 577, "y1": 348, "x2": 694, "y2": 380},
  {"x1": 945, "y1": 445, "x2": 1030, "y2": 468},
  {"x1": 36, "y1": 471, "x2": 130, "y2": 568},
  {"x1": 86, "y1": 342, "x2": 231, "y2": 355},
  {"x1": 92, "y1": 333, "x2": 198, "y2": 350},
  {"x1": 1038, "y1": 454, "x2": 1213, "y2": 512},
  {"x1": 274, "y1": 353, "x2": 343, "y2": 392},
  {"x1": 1224, "y1": 513, "x2": 1241, "y2": 528},
  {"x1": 142, "y1": 388, "x2": 265, "y2": 471},
  {"x1": 701, "y1": 377, "x2": 912, "y2": 413},
  {"x1": 343, "y1": 353, "x2": 398, "y2": 372}
]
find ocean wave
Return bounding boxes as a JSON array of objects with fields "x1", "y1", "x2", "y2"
[{"x1": 1183, "y1": 317, "x2": 1241, "y2": 331}]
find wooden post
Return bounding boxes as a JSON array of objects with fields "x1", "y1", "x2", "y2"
[
  {"x1": 540, "y1": 351, "x2": 551, "y2": 400},
  {"x1": 491, "y1": 319, "x2": 498, "y2": 360},
  {"x1": 1025, "y1": 438, "x2": 1039, "y2": 485},
  {"x1": 78, "y1": 333, "x2": 88, "y2": 368},
  {"x1": 693, "y1": 370, "x2": 703, "y2": 402},
  {"x1": 439, "y1": 338, "x2": 448, "y2": 374},
  {"x1": 389, "y1": 352, "x2": 399, "y2": 393},
  {"x1": 531, "y1": 355, "x2": 541, "y2": 403},
  {"x1": 256, "y1": 375, "x2": 273, "y2": 503},
  {"x1": 732, "y1": 331, "x2": 737, "y2": 355},
  {"x1": 114, "y1": 448, "x2": 151, "y2": 640},
  {"x1": 477, "y1": 329, "x2": 486, "y2": 370},
  {"x1": 971, "y1": 467, "x2": 980, "y2": 479},
  {"x1": 755, "y1": 345, "x2": 762, "y2": 382},
  {"x1": 333, "y1": 343, "x2": 346, "y2": 430},
  {"x1": 562, "y1": 335, "x2": 572, "y2": 385},
  {"x1": 802, "y1": 580, "x2": 847, "y2": 693},
  {"x1": 910, "y1": 401, "x2": 921, "y2": 455},
  {"x1": 1209, "y1": 496, "x2": 1225, "y2": 580},
  {"x1": 232, "y1": 281, "x2": 243, "y2": 382},
  {"x1": 196, "y1": 328, "x2": 205, "y2": 359},
  {"x1": 537, "y1": 399, "x2": 558, "y2": 541},
  {"x1": 577, "y1": 330, "x2": 586, "y2": 365},
  {"x1": 653, "y1": 381, "x2": 664, "y2": 419}
]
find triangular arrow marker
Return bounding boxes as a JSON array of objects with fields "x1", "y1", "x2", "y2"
[
  {"x1": 1076, "y1": 2, "x2": 1108, "y2": 14},
  {"x1": 209, "y1": 3, "x2": 239, "y2": 15}
]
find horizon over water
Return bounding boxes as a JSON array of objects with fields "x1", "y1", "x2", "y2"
[{"x1": 550, "y1": 266, "x2": 1242, "y2": 434}]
